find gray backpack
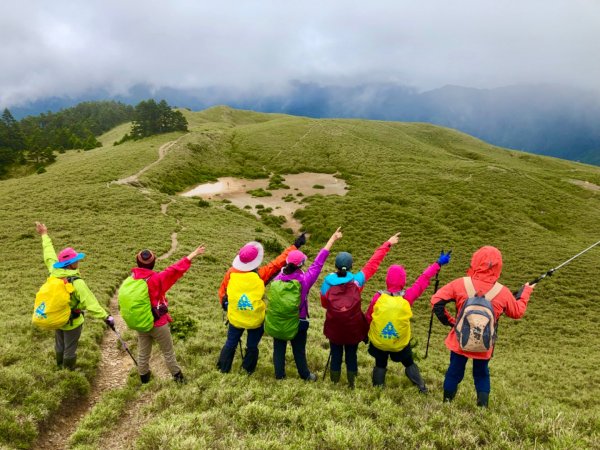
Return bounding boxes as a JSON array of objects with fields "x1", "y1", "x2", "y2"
[{"x1": 455, "y1": 277, "x2": 503, "y2": 353}]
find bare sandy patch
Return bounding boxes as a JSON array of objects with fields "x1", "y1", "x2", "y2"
[
  {"x1": 180, "y1": 173, "x2": 347, "y2": 232},
  {"x1": 569, "y1": 179, "x2": 600, "y2": 191}
]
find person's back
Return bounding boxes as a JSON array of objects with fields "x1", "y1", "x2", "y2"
[
  {"x1": 431, "y1": 246, "x2": 535, "y2": 407},
  {"x1": 127, "y1": 246, "x2": 205, "y2": 384},
  {"x1": 267, "y1": 228, "x2": 342, "y2": 380},
  {"x1": 320, "y1": 232, "x2": 400, "y2": 387},
  {"x1": 35, "y1": 222, "x2": 112, "y2": 370}
]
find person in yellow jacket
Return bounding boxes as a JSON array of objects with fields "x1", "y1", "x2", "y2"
[
  {"x1": 35, "y1": 222, "x2": 113, "y2": 370},
  {"x1": 217, "y1": 233, "x2": 306, "y2": 374}
]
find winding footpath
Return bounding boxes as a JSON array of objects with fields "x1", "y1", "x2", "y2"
[{"x1": 35, "y1": 140, "x2": 181, "y2": 450}]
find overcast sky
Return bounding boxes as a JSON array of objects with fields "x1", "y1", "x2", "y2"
[{"x1": 1, "y1": 0, "x2": 599, "y2": 108}]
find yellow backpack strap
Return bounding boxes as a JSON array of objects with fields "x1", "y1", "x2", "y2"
[
  {"x1": 485, "y1": 283, "x2": 503, "y2": 301},
  {"x1": 463, "y1": 277, "x2": 476, "y2": 297}
]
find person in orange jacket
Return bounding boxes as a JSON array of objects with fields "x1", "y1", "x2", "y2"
[
  {"x1": 217, "y1": 233, "x2": 307, "y2": 374},
  {"x1": 430, "y1": 246, "x2": 535, "y2": 407}
]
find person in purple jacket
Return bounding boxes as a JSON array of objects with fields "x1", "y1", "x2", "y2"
[{"x1": 268, "y1": 227, "x2": 343, "y2": 381}]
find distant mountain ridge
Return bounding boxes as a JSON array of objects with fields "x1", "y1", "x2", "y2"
[{"x1": 8, "y1": 82, "x2": 600, "y2": 165}]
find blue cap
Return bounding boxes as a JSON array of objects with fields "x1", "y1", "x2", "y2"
[{"x1": 335, "y1": 252, "x2": 353, "y2": 271}]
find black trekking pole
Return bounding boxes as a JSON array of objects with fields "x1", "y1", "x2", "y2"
[
  {"x1": 513, "y1": 240, "x2": 600, "y2": 296},
  {"x1": 109, "y1": 324, "x2": 138, "y2": 366},
  {"x1": 424, "y1": 270, "x2": 441, "y2": 359},
  {"x1": 322, "y1": 351, "x2": 331, "y2": 381}
]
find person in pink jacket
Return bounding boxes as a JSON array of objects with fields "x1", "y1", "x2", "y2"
[
  {"x1": 131, "y1": 245, "x2": 204, "y2": 384},
  {"x1": 366, "y1": 251, "x2": 451, "y2": 391}
]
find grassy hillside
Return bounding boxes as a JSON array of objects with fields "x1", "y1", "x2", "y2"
[{"x1": 1, "y1": 106, "x2": 599, "y2": 449}]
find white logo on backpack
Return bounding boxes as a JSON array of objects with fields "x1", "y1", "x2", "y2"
[{"x1": 455, "y1": 277, "x2": 503, "y2": 353}]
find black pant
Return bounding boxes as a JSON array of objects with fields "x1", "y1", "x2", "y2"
[
  {"x1": 330, "y1": 342, "x2": 359, "y2": 372},
  {"x1": 273, "y1": 321, "x2": 310, "y2": 379},
  {"x1": 368, "y1": 343, "x2": 414, "y2": 369}
]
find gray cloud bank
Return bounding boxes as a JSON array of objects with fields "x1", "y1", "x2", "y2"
[{"x1": 1, "y1": 0, "x2": 600, "y2": 108}]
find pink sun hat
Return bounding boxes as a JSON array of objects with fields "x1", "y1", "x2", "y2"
[
  {"x1": 286, "y1": 250, "x2": 307, "y2": 266},
  {"x1": 53, "y1": 247, "x2": 86, "y2": 268},
  {"x1": 232, "y1": 241, "x2": 265, "y2": 271}
]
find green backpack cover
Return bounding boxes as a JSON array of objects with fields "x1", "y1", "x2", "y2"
[
  {"x1": 118, "y1": 276, "x2": 154, "y2": 332},
  {"x1": 265, "y1": 279, "x2": 302, "y2": 340}
]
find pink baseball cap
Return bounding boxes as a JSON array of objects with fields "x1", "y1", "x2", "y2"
[
  {"x1": 53, "y1": 247, "x2": 86, "y2": 268},
  {"x1": 286, "y1": 250, "x2": 307, "y2": 266},
  {"x1": 232, "y1": 242, "x2": 264, "y2": 271}
]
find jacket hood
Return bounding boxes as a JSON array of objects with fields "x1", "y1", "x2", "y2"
[
  {"x1": 132, "y1": 267, "x2": 156, "y2": 279},
  {"x1": 386, "y1": 265, "x2": 406, "y2": 292},
  {"x1": 51, "y1": 268, "x2": 80, "y2": 278},
  {"x1": 324, "y1": 272, "x2": 355, "y2": 286},
  {"x1": 467, "y1": 246, "x2": 502, "y2": 283}
]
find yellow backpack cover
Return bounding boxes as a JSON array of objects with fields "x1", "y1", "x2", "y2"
[
  {"x1": 227, "y1": 272, "x2": 266, "y2": 329},
  {"x1": 368, "y1": 292, "x2": 412, "y2": 352},
  {"x1": 32, "y1": 277, "x2": 75, "y2": 330}
]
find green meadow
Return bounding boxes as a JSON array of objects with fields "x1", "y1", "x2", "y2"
[{"x1": 1, "y1": 106, "x2": 599, "y2": 449}]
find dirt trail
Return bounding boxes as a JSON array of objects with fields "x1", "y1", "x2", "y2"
[
  {"x1": 112, "y1": 139, "x2": 178, "y2": 186},
  {"x1": 35, "y1": 145, "x2": 181, "y2": 450}
]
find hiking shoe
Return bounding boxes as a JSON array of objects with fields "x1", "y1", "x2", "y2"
[
  {"x1": 306, "y1": 373, "x2": 317, "y2": 382},
  {"x1": 140, "y1": 371, "x2": 151, "y2": 384},
  {"x1": 443, "y1": 390, "x2": 457, "y2": 402},
  {"x1": 476, "y1": 392, "x2": 489, "y2": 408},
  {"x1": 63, "y1": 357, "x2": 77, "y2": 371},
  {"x1": 173, "y1": 371, "x2": 186, "y2": 384},
  {"x1": 347, "y1": 371, "x2": 357, "y2": 389},
  {"x1": 405, "y1": 363, "x2": 428, "y2": 393},
  {"x1": 330, "y1": 370, "x2": 341, "y2": 383},
  {"x1": 372, "y1": 367, "x2": 386, "y2": 387}
]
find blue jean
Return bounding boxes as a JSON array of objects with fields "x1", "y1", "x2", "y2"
[
  {"x1": 273, "y1": 320, "x2": 310, "y2": 379},
  {"x1": 224, "y1": 323, "x2": 264, "y2": 349},
  {"x1": 443, "y1": 351, "x2": 491, "y2": 393},
  {"x1": 330, "y1": 342, "x2": 359, "y2": 372},
  {"x1": 221, "y1": 323, "x2": 264, "y2": 373}
]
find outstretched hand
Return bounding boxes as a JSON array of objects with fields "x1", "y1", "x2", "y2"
[
  {"x1": 35, "y1": 222, "x2": 47, "y2": 235},
  {"x1": 437, "y1": 250, "x2": 452, "y2": 266},
  {"x1": 187, "y1": 244, "x2": 206, "y2": 261},
  {"x1": 387, "y1": 232, "x2": 401, "y2": 246},
  {"x1": 294, "y1": 232, "x2": 307, "y2": 249},
  {"x1": 324, "y1": 227, "x2": 343, "y2": 250}
]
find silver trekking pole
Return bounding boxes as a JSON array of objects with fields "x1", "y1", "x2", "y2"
[
  {"x1": 513, "y1": 240, "x2": 600, "y2": 296},
  {"x1": 109, "y1": 324, "x2": 138, "y2": 366}
]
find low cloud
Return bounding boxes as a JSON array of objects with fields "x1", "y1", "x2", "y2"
[{"x1": 2, "y1": 0, "x2": 599, "y2": 107}]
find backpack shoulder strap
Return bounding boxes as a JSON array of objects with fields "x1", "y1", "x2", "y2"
[
  {"x1": 485, "y1": 283, "x2": 503, "y2": 301},
  {"x1": 463, "y1": 277, "x2": 476, "y2": 298}
]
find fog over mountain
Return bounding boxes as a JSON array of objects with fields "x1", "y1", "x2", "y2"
[{"x1": 9, "y1": 83, "x2": 600, "y2": 165}]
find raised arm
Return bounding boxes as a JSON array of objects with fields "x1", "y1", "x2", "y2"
[
  {"x1": 36, "y1": 222, "x2": 57, "y2": 274},
  {"x1": 303, "y1": 228, "x2": 343, "y2": 289},
  {"x1": 153, "y1": 245, "x2": 204, "y2": 293},
  {"x1": 358, "y1": 232, "x2": 400, "y2": 285},
  {"x1": 404, "y1": 250, "x2": 451, "y2": 305},
  {"x1": 403, "y1": 263, "x2": 440, "y2": 305}
]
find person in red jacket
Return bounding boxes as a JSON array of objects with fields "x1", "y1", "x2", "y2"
[
  {"x1": 132, "y1": 245, "x2": 205, "y2": 384},
  {"x1": 430, "y1": 246, "x2": 535, "y2": 407}
]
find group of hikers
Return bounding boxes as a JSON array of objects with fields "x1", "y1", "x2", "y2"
[{"x1": 33, "y1": 221, "x2": 535, "y2": 408}]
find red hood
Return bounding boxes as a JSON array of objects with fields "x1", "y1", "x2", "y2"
[
  {"x1": 131, "y1": 267, "x2": 156, "y2": 279},
  {"x1": 386, "y1": 265, "x2": 406, "y2": 292},
  {"x1": 467, "y1": 246, "x2": 502, "y2": 284}
]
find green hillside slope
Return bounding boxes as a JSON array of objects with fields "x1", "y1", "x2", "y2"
[{"x1": 1, "y1": 107, "x2": 599, "y2": 449}]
